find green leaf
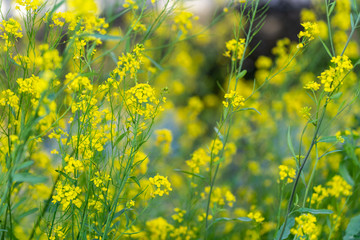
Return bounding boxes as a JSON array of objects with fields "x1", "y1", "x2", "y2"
[
  {"x1": 145, "y1": 55, "x2": 164, "y2": 71},
  {"x1": 129, "y1": 176, "x2": 141, "y2": 188},
  {"x1": 339, "y1": 163, "x2": 355, "y2": 186},
  {"x1": 83, "y1": 33, "x2": 123, "y2": 41},
  {"x1": 317, "y1": 136, "x2": 337, "y2": 143},
  {"x1": 15, "y1": 160, "x2": 34, "y2": 171},
  {"x1": 275, "y1": 217, "x2": 295, "y2": 240},
  {"x1": 113, "y1": 208, "x2": 126, "y2": 220},
  {"x1": 236, "y1": 70, "x2": 247, "y2": 79},
  {"x1": 344, "y1": 215, "x2": 360, "y2": 240},
  {"x1": 235, "y1": 107, "x2": 261, "y2": 115},
  {"x1": 329, "y1": 1, "x2": 336, "y2": 15},
  {"x1": 319, "y1": 37, "x2": 333, "y2": 58},
  {"x1": 208, "y1": 217, "x2": 251, "y2": 230},
  {"x1": 114, "y1": 132, "x2": 127, "y2": 146},
  {"x1": 13, "y1": 173, "x2": 47, "y2": 185},
  {"x1": 297, "y1": 208, "x2": 333, "y2": 215},
  {"x1": 330, "y1": 92, "x2": 342, "y2": 100},
  {"x1": 213, "y1": 217, "x2": 251, "y2": 224},
  {"x1": 353, "y1": 58, "x2": 360, "y2": 68},
  {"x1": 174, "y1": 169, "x2": 205, "y2": 179},
  {"x1": 55, "y1": 170, "x2": 76, "y2": 184},
  {"x1": 17, "y1": 208, "x2": 38, "y2": 220}
]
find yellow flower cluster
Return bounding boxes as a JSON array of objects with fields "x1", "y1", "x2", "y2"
[
  {"x1": 125, "y1": 83, "x2": 164, "y2": 119},
  {"x1": 290, "y1": 214, "x2": 319, "y2": 240},
  {"x1": 297, "y1": 22, "x2": 319, "y2": 48},
  {"x1": 300, "y1": 106, "x2": 312, "y2": 119},
  {"x1": 298, "y1": 22, "x2": 319, "y2": 40},
  {"x1": 318, "y1": 55, "x2": 353, "y2": 92},
  {"x1": 145, "y1": 217, "x2": 173, "y2": 240},
  {"x1": 310, "y1": 185, "x2": 328, "y2": 205},
  {"x1": 278, "y1": 165, "x2": 296, "y2": 183},
  {"x1": 50, "y1": 226, "x2": 65, "y2": 240},
  {"x1": 310, "y1": 175, "x2": 352, "y2": 205},
  {"x1": 50, "y1": 10, "x2": 108, "y2": 47},
  {"x1": 171, "y1": 208, "x2": 186, "y2": 223},
  {"x1": 91, "y1": 172, "x2": 111, "y2": 189},
  {"x1": 222, "y1": 90, "x2": 245, "y2": 109},
  {"x1": 65, "y1": 73, "x2": 93, "y2": 93},
  {"x1": 247, "y1": 211, "x2": 265, "y2": 223},
  {"x1": 52, "y1": 183, "x2": 82, "y2": 210},
  {"x1": 224, "y1": 38, "x2": 246, "y2": 61},
  {"x1": 17, "y1": 75, "x2": 48, "y2": 103},
  {"x1": 64, "y1": 155, "x2": 84, "y2": 174},
  {"x1": 0, "y1": 18, "x2": 23, "y2": 51},
  {"x1": 326, "y1": 175, "x2": 352, "y2": 198},
  {"x1": 186, "y1": 148, "x2": 210, "y2": 174},
  {"x1": 35, "y1": 44, "x2": 62, "y2": 71},
  {"x1": 51, "y1": 12, "x2": 77, "y2": 29},
  {"x1": 155, "y1": 129, "x2": 173, "y2": 155},
  {"x1": 67, "y1": 0, "x2": 98, "y2": 16},
  {"x1": 201, "y1": 186, "x2": 236, "y2": 207},
  {"x1": 16, "y1": 0, "x2": 42, "y2": 11},
  {"x1": 173, "y1": 11, "x2": 197, "y2": 35},
  {"x1": 112, "y1": 44, "x2": 145, "y2": 81},
  {"x1": 149, "y1": 174, "x2": 172, "y2": 197},
  {"x1": 13, "y1": 54, "x2": 32, "y2": 69},
  {"x1": 331, "y1": 0, "x2": 351, "y2": 31},
  {"x1": 304, "y1": 81, "x2": 321, "y2": 91},
  {"x1": 210, "y1": 138, "x2": 223, "y2": 155},
  {"x1": 0, "y1": 89, "x2": 19, "y2": 110},
  {"x1": 123, "y1": 0, "x2": 139, "y2": 10}
]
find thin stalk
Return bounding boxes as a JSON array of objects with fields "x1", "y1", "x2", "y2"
[
  {"x1": 325, "y1": 0, "x2": 336, "y2": 56},
  {"x1": 302, "y1": 142, "x2": 319, "y2": 207},
  {"x1": 278, "y1": 101, "x2": 328, "y2": 240},
  {"x1": 340, "y1": 15, "x2": 360, "y2": 56}
]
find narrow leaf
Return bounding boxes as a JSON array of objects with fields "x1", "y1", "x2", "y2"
[
  {"x1": 174, "y1": 169, "x2": 205, "y2": 179},
  {"x1": 236, "y1": 70, "x2": 247, "y2": 79},
  {"x1": 317, "y1": 136, "x2": 337, "y2": 143},
  {"x1": 297, "y1": 208, "x2": 333, "y2": 215},
  {"x1": 13, "y1": 173, "x2": 47, "y2": 185}
]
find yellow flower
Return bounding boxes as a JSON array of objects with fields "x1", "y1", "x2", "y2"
[
  {"x1": 223, "y1": 90, "x2": 245, "y2": 109},
  {"x1": 67, "y1": 0, "x2": 98, "y2": 15},
  {"x1": 248, "y1": 211, "x2": 265, "y2": 223},
  {"x1": 318, "y1": 55, "x2": 352, "y2": 92},
  {"x1": 304, "y1": 81, "x2": 321, "y2": 91},
  {"x1": 149, "y1": 174, "x2": 172, "y2": 197},
  {"x1": 155, "y1": 129, "x2": 173, "y2": 154},
  {"x1": 298, "y1": 22, "x2": 319, "y2": 41},
  {"x1": 186, "y1": 148, "x2": 210, "y2": 174},
  {"x1": 291, "y1": 214, "x2": 319, "y2": 240},
  {"x1": 0, "y1": 89, "x2": 19, "y2": 111},
  {"x1": 278, "y1": 165, "x2": 296, "y2": 183},
  {"x1": 224, "y1": 38, "x2": 246, "y2": 61}
]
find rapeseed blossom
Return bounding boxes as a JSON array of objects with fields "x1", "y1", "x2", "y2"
[
  {"x1": 278, "y1": 165, "x2": 296, "y2": 183},
  {"x1": 291, "y1": 214, "x2": 319, "y2": 240},
  {"x1": 318, "y1": 55, "x2": 352, "y2": 92},
  {"x1": 224, "y1": 38, "x2": 246, "y2": 61},
  {"x1": 149, "y1": 174, "x2": 172, "y2": 197}
]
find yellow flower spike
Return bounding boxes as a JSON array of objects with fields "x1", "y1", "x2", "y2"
[
  {"x1": 318, "y1": 55, "x2": 352, "y2": 92},
  {"x1": 278, "y1": 165, "x2": 296, "y2": 184},
  {"x1": 290, "y1": 214, "x2": 319, "y2": 239},
  {"x1": 149, "y1": 174, "x2": 172, "y2": 197},
  {"x1": 247, "y1": 210, "x2": 265, "y2": 223},
  {"x1": 224, "y1": 39, "x2": 246, "y2": 61}
]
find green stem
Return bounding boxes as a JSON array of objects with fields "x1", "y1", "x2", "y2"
[{"x1": 278, "y1": 101, "x2": 328, "y2": 240}]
